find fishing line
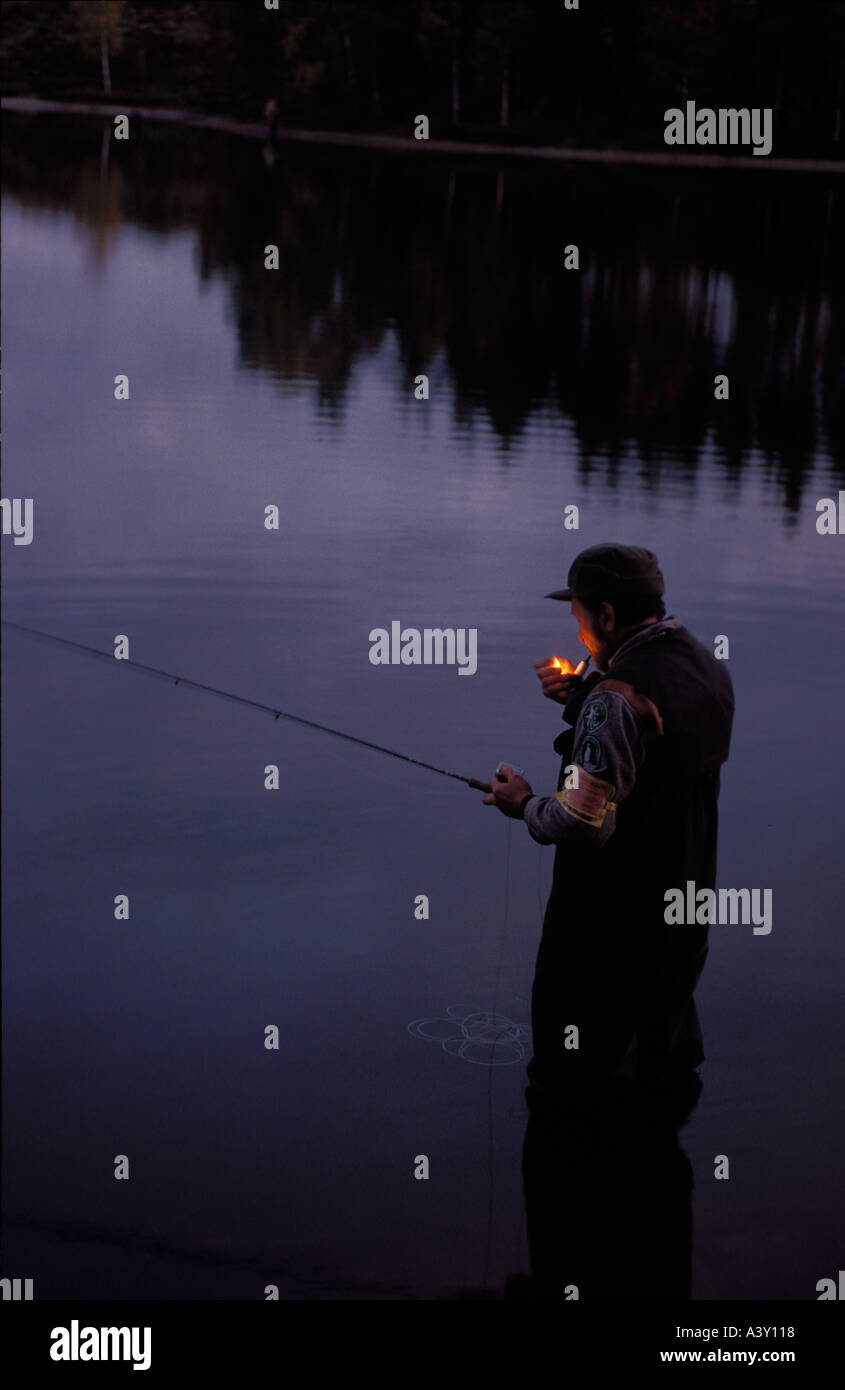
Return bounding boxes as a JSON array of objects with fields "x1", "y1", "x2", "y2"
[
  {"x1": 1, "y1": 620, "x2": 492, "y2": 788},
  {"x1": 516, "y1": 842, "x2": 548, "y2": 1258},
  {"x1": 482, "y1": 818, "x2": 515, "y2": 1291}
]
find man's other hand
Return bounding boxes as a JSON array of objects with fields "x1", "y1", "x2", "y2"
[{"x1": 482, "y1": 764, "x2": 534, "y2": 817}]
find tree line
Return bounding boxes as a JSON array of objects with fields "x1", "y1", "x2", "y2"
[{"x1": 2, "y1": 0, "x2": 844, "y2": 156}]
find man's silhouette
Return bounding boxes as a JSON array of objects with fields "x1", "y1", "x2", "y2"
[{"x1": 483, "y1": 544, "x2": 734, "y2": 1298}]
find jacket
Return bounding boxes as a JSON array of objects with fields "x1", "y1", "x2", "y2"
[{"x1": 523, "y1": 618, "x2": 734, "y2": 1091}]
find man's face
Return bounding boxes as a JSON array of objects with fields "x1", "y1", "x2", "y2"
[{"x1": 570, "y1": 596, "x2": 616, "y2": 670}]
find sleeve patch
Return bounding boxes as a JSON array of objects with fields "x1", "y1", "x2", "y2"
[
  {"x1": 579, "y1": 735, "x2": 604, "y2": 771},
  {"x1": 582, "y1": 699, "x2": 608, "y2": 732}
]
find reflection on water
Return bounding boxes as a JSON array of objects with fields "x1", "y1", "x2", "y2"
[
  {"x1": 3, "y1": 111, "x2": 843, "y2": 513},
  {"x1": 2, "y1": 110, "x2": 844, "y2": 1300}
]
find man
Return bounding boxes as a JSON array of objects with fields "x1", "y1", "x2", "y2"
[
  {"x1": 484, "y1": 543, "x2": 734, "y2": 1299},
  {"x1": 482, "y1": 543, "x2": 734, "y2": 1090},
  {"x1": 264, "y1": 95, "x2": 281, "y2": 142}
]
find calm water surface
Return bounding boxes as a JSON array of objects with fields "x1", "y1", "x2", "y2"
[{"x1": 2, "y1": 112, "x2": 844, "y2": 1298}]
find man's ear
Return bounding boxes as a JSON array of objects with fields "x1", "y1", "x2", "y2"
[{"x1": 599, "y1": 602, "x2": 616, "y2": 632}]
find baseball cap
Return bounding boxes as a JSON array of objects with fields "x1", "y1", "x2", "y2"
[{"x1": 545, "y1": 544, "x2": 665, "y2": 601}]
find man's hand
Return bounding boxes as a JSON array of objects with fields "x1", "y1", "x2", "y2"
[
  {"x1": 482, "y1": 764, "x2": 534, "y2": 817},
  {"x1": 534, "y1": 656, "x2": 583, "y2": 706}
]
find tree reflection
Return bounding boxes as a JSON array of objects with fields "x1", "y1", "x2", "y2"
[{"x1": 5, "y1": 110, "x2": 843, "y2": 520}]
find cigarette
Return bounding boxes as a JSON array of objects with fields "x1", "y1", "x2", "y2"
[{"x1": 574, "y1": 658, "x2": 589, "y2": 676}]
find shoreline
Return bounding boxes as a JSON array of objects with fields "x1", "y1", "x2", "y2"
[{"x1": 4, "y1": 96, "x2": 844, "y2": 174}]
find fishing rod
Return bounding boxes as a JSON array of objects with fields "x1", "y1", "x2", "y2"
[{"x1": 3, "y1": 618, "x2": 562, "y2": 792}]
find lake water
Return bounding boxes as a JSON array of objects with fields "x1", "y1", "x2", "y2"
[{"x1": 2, "y1": 110, "x2": 843, "y2": 1300}]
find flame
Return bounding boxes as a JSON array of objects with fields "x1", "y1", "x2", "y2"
[{"x1": 550, "y1": 656, "x2": 577, "y2": 675}]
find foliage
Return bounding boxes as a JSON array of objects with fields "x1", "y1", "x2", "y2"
[{"x1": 1, "y1": 0, "x2": 842, "y2": 154}]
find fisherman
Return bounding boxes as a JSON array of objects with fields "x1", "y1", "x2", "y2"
[
  {"x1": 482, "y1": 542, "x2": 734, "y2": 1085},
  {"x1": 264, "y1": 95, "x2": 281, "y2": 142},
  {"x1": 481, "y1": 543, "x2": 734, "y2": 1296}
]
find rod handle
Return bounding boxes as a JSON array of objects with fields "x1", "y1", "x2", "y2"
[{"x1": 469, "y1": 773, "x2": 512, "y2": 791}]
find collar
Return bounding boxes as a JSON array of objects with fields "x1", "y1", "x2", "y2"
[
  {"x1": 608, "y1": 617, "x2": 681, "y2": 668},
  {"x1": 562, "y1": 619, "x2": 680, "y2": 727}
]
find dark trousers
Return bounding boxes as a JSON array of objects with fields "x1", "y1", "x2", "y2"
[{"x1": 521, "y1": 1067, "x2": 701, "y2": 1300}]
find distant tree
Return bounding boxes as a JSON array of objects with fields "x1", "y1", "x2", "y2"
[
  {"x1": 476, "y1": 3, "x2": 533, "y2": 129},
  {"x1": 71, "y1": 0, "x2": 126, "y2": 96},
  {"x1": 279, "y1": 12, "x2": 326, "y2": 116},
  {"x1": 642, "y1": 0, "x2": 719, "y2": 106},
  {"x1": 419, "y1": 0, "x2": 466, "y2": 126}
]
